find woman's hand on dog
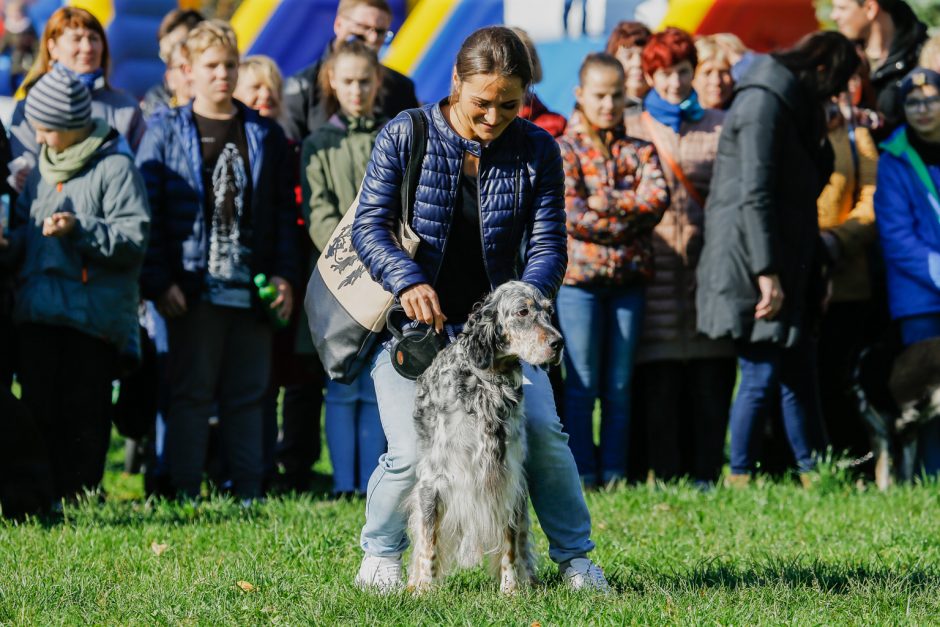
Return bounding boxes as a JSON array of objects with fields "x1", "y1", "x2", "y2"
[{"x1": 400, "y1": 283, "x2": 447, "y2": 332}]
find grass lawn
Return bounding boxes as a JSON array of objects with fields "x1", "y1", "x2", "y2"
[{"x1": 2, "y1": 435, "x2": 940, "y2": 625}]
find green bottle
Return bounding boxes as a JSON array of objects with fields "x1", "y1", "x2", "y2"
[{"x1": 254, "y1": 273, "x2": 289, "y2": 328}]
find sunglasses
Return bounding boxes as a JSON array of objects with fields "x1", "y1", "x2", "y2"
[{"x1": 904, "y1": 95, "x2": 940, "y2": 112}]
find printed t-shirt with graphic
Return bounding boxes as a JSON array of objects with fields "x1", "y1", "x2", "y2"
[{"x1": 195, "y1": 111, "x2": 253, "y2": 308}]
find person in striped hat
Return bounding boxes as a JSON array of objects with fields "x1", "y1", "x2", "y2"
[{"x1": 0, "y1": 63, "x2": 151, "y2": 506}]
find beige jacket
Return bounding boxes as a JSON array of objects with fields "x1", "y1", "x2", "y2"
[{"x1": 625, "y1": 109, "x2": 734, "y2": 363}]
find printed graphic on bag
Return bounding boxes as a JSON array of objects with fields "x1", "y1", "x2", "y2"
[{"x1": 325, "y1": 224, "x2": 368, "y2": 289}]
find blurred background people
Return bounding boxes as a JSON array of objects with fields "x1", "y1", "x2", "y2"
[
  {"x1": 9, "y1": 7, "x2": 146, "y2": 191},
  {"x1": 0, "y1": 0, "x2": 38, "y2": 93},
  {"x1": 557, "y1": 52, "x2": 669, "y2": 487},
  {"x1": 625, "y1": 27, "x2": 735, "y2": 486},
  {"x1": 0, "y1": 66, "x2": 150, "y2": 503},
  {"x1": 830, "y1": 0, "x2": 927, "y2": 136},
  {"x1": 874, "y1": 67, "x2": 940, "y2": 475},
  {"x1": 605, "y1": 21, "x2": 652, "y2": 116},
  {"x1": 693, "y1": 33, "x2": 746, "y2": 110},
  {"x1": 142, "y1": 8, "x2": 204, "y2": 119},
  {"x1": 513, "y1": 27, "x2": 567, "y2": 138},
  {"x1": 696, "y1": 32, "x2": 860, "y2": 485},
  {"x1": 815, "y1": 67, "x2": 881, "y2": 464},
  {"x1": 280, "y1": 0, "x2": 418, "y2": 142},
  {"x1": 301, "y1": 41, "x2": 387, "y2": 496},
  {"x1": 136, "y1": 21, "x2": 299, "y2": 501}
]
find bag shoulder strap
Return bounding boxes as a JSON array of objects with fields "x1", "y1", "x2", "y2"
[
  {"x1": 642, "y1": 111, "x2": 705, "y2": 208},
  {"x1": 401, "y1": 109, "x2": 427, "y2": 226}
]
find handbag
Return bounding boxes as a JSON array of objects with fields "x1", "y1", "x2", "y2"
[{"x1": 304, "y1": 109, "x2": 427, "y2": 383}]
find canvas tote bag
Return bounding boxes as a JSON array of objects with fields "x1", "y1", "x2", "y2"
[{"x1": 304, "y1": 109, "x2": 427, "y2": 383}]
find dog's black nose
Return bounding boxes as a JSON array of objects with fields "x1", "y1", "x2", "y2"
[{"x1": 550, "y1": 337, "x2": 565, "y2": 352}]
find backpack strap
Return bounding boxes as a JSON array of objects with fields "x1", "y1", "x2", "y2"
[{"x1": 401, "y1": 109, "x2": 428, "y2": 226}]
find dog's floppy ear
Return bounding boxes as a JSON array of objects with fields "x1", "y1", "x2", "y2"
[{"x1": 464, "y1": 297, "x2": 502, "y2": 370}]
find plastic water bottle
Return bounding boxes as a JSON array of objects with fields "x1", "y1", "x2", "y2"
[{"x1": 254, "y1": 274, "x2": 289, "y2": 328}]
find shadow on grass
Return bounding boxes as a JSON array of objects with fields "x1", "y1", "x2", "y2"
[
  {"x1": 609, "y1": 557, "x2": 940, "y2": 594},
  {"x1": 2, "y1": 489, "x2": 356, "y2": 529}
]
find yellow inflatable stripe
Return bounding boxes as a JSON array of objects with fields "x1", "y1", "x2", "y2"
[
  {"x1": 231, "y1": 0, "x2": 282, "y2": 53},
  {"x1": 657, "y1": 0, "x2": 712, "y2": 32},
  {"x1": 69, "y1": 0, "x2": 114, "y2": 28},
  {"x1": 384, "y1": 0, "x2": 457, "y2": 76}
]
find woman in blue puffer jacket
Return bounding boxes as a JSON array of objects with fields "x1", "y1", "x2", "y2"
[{"x1": 350, "y1": 26, "x2": 608, "y2": 593}]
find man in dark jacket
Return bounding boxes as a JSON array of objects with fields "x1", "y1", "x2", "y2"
[
  {"x1": 279, "y1": 0, "x2": 419, "y2": 142},
  {"x1": 831, "y1": 0, "x2": 928, "y2": 134}
]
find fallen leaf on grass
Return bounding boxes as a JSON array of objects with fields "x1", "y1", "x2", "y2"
[
  {"x1": 531, "y1": 622, "x2": 542, "y2": 627},
  {"x1": 151, "y1": 542, "x2": 168, "y2": 556},
  {"x1": 236, "y1": 581, "x2": 256, "y2": 593}
]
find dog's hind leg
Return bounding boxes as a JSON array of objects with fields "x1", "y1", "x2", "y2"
[
  {"x1": 407, "y1": 484, "x2": 440, "y2": 594},
  {"x1": 512, "y1": 495, "x2": 538, "y2": 586}
]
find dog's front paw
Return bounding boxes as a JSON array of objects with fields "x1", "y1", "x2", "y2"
[
  {"x1": 499, "y1": 571, "x2": 520, "y2": 595},
  {"x1": 407, "y1": 577, "x2": 434, "y2": 595}
]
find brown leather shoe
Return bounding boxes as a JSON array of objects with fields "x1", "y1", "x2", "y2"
[{"x1": 725, "y1": 473, "x2": 751, "y2": 489}]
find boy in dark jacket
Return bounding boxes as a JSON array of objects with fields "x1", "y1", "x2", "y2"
[{"x1": 136, "y1": 20, "x2": 299, "y2": 501}]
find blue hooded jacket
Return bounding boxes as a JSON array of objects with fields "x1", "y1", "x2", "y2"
[
  {"x1": 875, "y1": 126, "x2": 940, "y2": 320},
  {"x1": 352, "y1": 103, "x2": 567, "y2": 300}
]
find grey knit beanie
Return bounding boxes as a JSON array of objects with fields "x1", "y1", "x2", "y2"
[{"x1": 25, "y1": 65, "x2": 92, "y2": 130}]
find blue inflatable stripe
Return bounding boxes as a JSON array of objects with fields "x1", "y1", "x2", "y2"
[
  {"x1": 246, "y1": 0, "x2": 335, "y2": 77},
  {"x1": 409, "y1": 0, "x2": 503, "y2": 105}
]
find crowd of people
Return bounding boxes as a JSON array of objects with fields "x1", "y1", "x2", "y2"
[{"x1": 1, "y1": 0, "x2": 940, "y2": 588}]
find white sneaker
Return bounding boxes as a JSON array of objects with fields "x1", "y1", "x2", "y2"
[
  {"x1": 355, "y1": 554, "x2": 403, "y2": 593},
  {"x1": 561, "y1": 557, "x2": 611, "y2": 593}
]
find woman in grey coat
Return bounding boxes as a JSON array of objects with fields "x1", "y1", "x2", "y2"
[{"x1": 695, "y1": 32, "x2": 859, "y2": 484}]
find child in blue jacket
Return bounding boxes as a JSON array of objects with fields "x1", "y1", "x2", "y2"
[{"x1": 874, "y1": 67, "x2": 940, "y2": 474}]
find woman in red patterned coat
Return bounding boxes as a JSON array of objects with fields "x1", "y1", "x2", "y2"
[{"x1": 556, "y1": 53, "x2": 669, "y2": 486}]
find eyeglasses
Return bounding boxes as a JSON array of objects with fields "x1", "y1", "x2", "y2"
[
  {"x1": 904, "y1": 95, "x2": 940, "y2": 112},
  {"x1": 342, "y1": 16, "x2": 394, "y2": 44}
]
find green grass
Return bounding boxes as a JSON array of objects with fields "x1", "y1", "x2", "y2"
[{"x1": 3, "y1": 438, "x2": 940, "y2": 625}]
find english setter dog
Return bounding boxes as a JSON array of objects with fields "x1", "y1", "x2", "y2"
[{"x1": 406, "y1": 281, "x2": 564, "y2": 594}]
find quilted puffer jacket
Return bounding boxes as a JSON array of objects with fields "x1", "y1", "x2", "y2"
[
  {"x1": 353, "y1": 103, "x2": 567, "y2": 299},
  {"x1": 135, "y1": 102, "x2": 300, "y2": 305}
]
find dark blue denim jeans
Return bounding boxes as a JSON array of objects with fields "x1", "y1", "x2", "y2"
[
  {"x1": 899, "y1": 313, "x2": 940, "y2": 475},
  {"x1": 557, "y1": 284, "x2": 644, "y2": 484},
  {"x1": 729, "y1": 339, "x2": 823, "y2": 475}
]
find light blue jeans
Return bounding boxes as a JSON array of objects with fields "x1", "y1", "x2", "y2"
[
  {"x1": 360, "y1": 342, "x2": 596, "y2": 563},
  {"x1": 325, "y1": 374, "x2": 384, "y2": 494},
  {"x1": 557, "y1": 284, "x2": 645, "y2": 484}
]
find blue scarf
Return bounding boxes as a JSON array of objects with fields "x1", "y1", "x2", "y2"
[
  {"x1": 53, "y1": 62, "x2": 103, "y2": 91},
  {"x1": 643, "y1": 89, "x2": 705, "y2": 133}
]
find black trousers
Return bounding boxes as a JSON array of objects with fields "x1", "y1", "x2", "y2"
[
  {"x1": 818, "y1": 301, "x2": 876, "y2": 460},
  {"x1": 638, "y1": 358, "x2": 737, "y2": 482},
  {"x1": 16, "y1": 323, "x2": 116, "y2": 500},
  {"x1": 275, "y1": 360, "x2": 325, "y2": 490}
]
